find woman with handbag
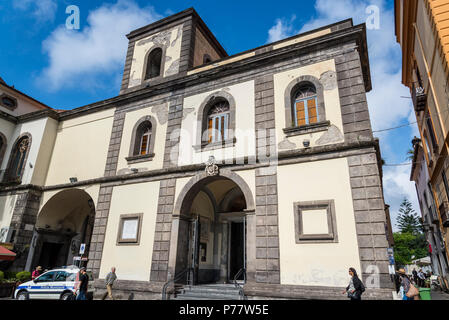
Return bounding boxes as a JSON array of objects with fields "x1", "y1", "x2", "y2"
[
  {"x1": 343, "y1": 268, "x2": 365, "y2": 300},
  {"x1": 398, "y1": 269, "x2": 419, "y2": 300}
]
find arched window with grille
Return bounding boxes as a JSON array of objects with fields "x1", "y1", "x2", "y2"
[
  {"x1": 207, "y1": 100, "x2": 230, "y2": 143},
  {"x1": 5, "y1": 134, "x2": 31, "y2": 182},
  {"x1": 293, "y1": 83, "x2": 318, "y2": 127},
  {"x1": 0, "y1": 132, "x2": 6, "y2": 170},
  {"x1": 144, "y1": 47, "x2": 163, "y2": 80}
]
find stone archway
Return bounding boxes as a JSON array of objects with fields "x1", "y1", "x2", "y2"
[
  {"x1": 168, "y1": 169, "x2": 255, "y2": 284},
  {"x1": 25, "y1": 189, "x2": 95, "y2": 271}
]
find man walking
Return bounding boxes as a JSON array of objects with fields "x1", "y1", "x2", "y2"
[
  {"x1": 76, "y1": 267, "x2": 89, "y2": 300},
  {"x1": 102, "y1": 267, "x2": 117, "y2": 300}
]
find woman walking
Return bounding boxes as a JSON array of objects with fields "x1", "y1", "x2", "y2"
[
  {"x1": 398, "y1": 269, "x2": 415, "y2": 300},
  {"x1": 343, "y1": 268, "x2": 365, "y2": 300}
]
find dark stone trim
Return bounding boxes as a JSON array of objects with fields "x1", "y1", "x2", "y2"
[
  {"x1": 87, "y1": 185, "x2": 113, "y2": 278},
  {"x1": 104, "y1": 111, "x2": 125, "y2": 177},
  {"x1": 335, "y1": 50, "x2": 373, "y2": 143},
  {"x1": 0, "y1": 93, "x2": 18, "y2": 111},
  {"x1": 293, "y1": 200, "x2": 338, "y2": 243},
  {"x1": 0, "y1": 140, "x2": 381, "y2": 195},
  {"x1": 125, "y1": 153, "x2": 156, "y2": 164},
  {"x1": 127, "y1": 115, "x2": 157, "y2": 161},
  {"x1": 0, "y1": 110, "x2": 18, "y2": 123},
  {"x1": 56, "y1": 23, "x2": 369, "y2": 121},
  {"x1": 116, "y1": 213, "x2": 143, "y2": 245},
  {"x1": 172, "y1": 169, "x2": 256, "y2": 216},
  {"x1": 283, "y1": 75, "x2": 326, "y2": 128},
  {"x1": 283, "y1": 120, "x2": 330, "y2": 137},
  {"x1": 243, "y1": 282, "x2": 392, "y2": 300},
  {"x1": 0, "y1": 131, "x2": 7, "y2": 169},
  {"x1": 347, "y1": 151, "x2": 393, "y2": 289},
  {"x1": 196, "y1": 90, "x2": 236, "y2": 147},
  {"x1": 7, "y1": 189, "x2": 42, "y2": 270}
]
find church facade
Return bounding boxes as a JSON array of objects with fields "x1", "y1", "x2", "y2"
[{"x1": 0, "y1": 8, "x2": 393, "y2": 299}]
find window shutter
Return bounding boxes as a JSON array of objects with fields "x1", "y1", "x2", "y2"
[
  {"x1": 307, "y1": 98, "x2": 318, "y2": 124},
  {"x1": 296, "y1": 101, "x2": 306, "y2": 126}
]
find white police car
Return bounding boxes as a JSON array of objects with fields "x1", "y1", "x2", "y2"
[{"x1": 14, "y1": 266, "x2": 94, "y2": 300}]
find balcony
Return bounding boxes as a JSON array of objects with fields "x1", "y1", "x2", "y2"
[{"x1": 411, "y1": 82, "x2": 427, "y2": 112}]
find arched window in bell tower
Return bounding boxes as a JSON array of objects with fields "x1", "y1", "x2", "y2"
[{"x1": 144, "y1": 48, "x2": 163, "y2": 80}]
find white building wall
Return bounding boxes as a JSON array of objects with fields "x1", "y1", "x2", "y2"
[{"x1": 277, "y1": 158, "x2": 361, "y2": 287}]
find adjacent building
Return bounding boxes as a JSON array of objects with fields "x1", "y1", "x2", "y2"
[
  {"x1": 0, "y1": 8, "x2": 394, "y2": 299},
  {"x1": 395, "y1": 0, "x2": 449, "y2": 290}
]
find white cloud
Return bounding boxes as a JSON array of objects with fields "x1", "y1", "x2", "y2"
[
  {"x1": 383, "y1": 165, "x2": 420, "y2": 231},
  {"x1": 267, "y1": 0, "x2": 420, "y2": 221},
  {"x1": 267, "y1": 16, "x2": 297, "y2": 43},
  {"x1": 40, "y1": 0, "x2": 162, "y2": 91},
  {"x1": 13, "y1": 0, "x2": 58, "y2": 22}
]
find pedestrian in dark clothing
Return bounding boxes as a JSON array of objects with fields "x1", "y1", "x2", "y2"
[
  {"x1": 76, "y1": 267, "x2": 89, "y2": 300},
  {"x1": 393, "y1": 273, "x2": 401, "y2": 293},
  {"x1": 343, "y1": 267, "x2": 365, "y2": 300},
  {"x1": 412, "y1": 269, "x2": 418, "y2": 285}
]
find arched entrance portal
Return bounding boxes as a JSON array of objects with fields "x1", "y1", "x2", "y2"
[
  {"x1": 25, "y1": 189, "x2": 95, "y2": 271},
  {"x1": 171, "y1": 170, "x2": 255, "y2": 285}
]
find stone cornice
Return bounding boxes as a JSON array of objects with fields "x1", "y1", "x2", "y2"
[
  {"x1": 0, "y1": 139, "x2": 380, "y2": 195},
  {"x1": 57, "y1": 22, "x2": 370, "y2": 121}
]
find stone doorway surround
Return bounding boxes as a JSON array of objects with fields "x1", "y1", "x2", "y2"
[{"x1": 166, "y1": 169, "x2": 256, "y2": 286}]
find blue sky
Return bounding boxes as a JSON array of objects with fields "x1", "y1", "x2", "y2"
[{"x1": 0, "y1": 0, "x2": 420, "y2": 230}]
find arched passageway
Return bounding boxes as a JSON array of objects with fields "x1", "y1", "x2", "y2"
[
  {"x1": 25, "y1": 189, "x2": 95, "y2": 271},
  {"x1": 171, "y1": 171, "x2": 254, "y2": 285}
]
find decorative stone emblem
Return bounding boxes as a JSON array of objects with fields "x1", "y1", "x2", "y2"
[
  {"x1": 205, "y1": 156, "x2": 219, "y2": 176},
  {"x1": 319, "y1": 70, "x2": 337, "y2": 90}
]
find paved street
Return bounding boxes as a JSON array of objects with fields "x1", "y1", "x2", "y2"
[{"x1": 431, "y1": 289, "x2": 449, "y2": 300}]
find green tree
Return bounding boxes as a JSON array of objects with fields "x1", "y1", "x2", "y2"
[
  {"x1": 396, "y1": 198, "x2": 423, "y2": 234},
  {"x1": 393, "y1": 232, "x2": 428, "y2": 268}
]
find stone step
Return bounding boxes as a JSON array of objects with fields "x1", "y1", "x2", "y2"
[{"x1": 179, "y1": 287, "x2": 241, "y2": 294}]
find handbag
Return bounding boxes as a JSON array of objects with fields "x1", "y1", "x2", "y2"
[{"x1": 406, "y1": 283, "x2": 419, "y2": 298}]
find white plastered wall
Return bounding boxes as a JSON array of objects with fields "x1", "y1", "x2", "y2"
[
  {"x1": 273, "y1": 59, "x2": 344, "y2": 150},
  {"x1": 1, "y1": 117, "x2": 49, "y2": 185},
  {"x1": 178, "y1": 81, "x2": 256, "y2": 166},
  {"x1": 44, "y1": 109, "x2": 115, "y2": 186},
  {"x1": 128, "y1": 24, "x2": 184, "y2": 88},
  {"x1": 0, "y1": 194, "x2": 18, "y2": 231},
  {"x1": 277, "y1": 158, "x2": 361, "y2": 287},
  {"x1": 99, "y1": 181, "x2": 160, "y2": 281},
  {"x1": 0, "y1": 118, "x2": 16, "y2": 170}
]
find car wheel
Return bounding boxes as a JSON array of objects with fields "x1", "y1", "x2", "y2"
[
  {"x1": 61, "y1": 292, "x2": 75, "y2": 300},
  {"x1": 16, "y1": 291, "x2": 29, "y2": 300}
]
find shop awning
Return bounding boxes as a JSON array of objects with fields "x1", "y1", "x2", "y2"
[{"x1": 0, "y1": 245, "x2": 16, "y2": 261}]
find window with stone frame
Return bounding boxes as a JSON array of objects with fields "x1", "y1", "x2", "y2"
[
  {"x1": 283, "y1": 76, "x2": 328, "y2": 137},
  {"x1": 126, "y1": 116, "x2": 157, "y2": 164},
  {"x1": 293, "y1": 83, "x2": 319, "y2": 127},
  {"x1": 145, "y1": 47, "x2": 163, "y2": 80},
  {"x1": 293, "y1": 200, "x2": 338, "y2": 243},
  {"x1": 117, "y1": 213, "x2": 143, "y2": 245},
  {"x1": 5, "y1": 135, "x2": 30, "y2": 182},
  {"x1": 206, "y1": 100, "x2": 230, "y2": 144},
  {"x1": 139, "y1": 125, "x2": 152, "y2": 156}
]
